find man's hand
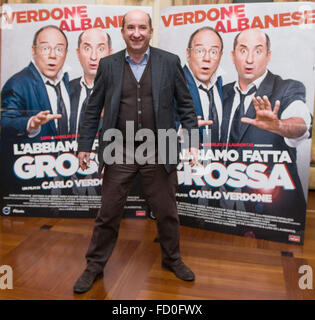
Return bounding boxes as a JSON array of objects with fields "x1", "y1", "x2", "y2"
[
  {"x1": 241, "y1": 95, "x2": 307, "y2": 138},
  {"x1": 182, "y1": 147, "x2": 200, "y2": 167},
  {"x1": 78, "y1": 152, "x2": 91, "y2": 171},
  {"x1": 189, "y1": 147, "x2": 199, "y2": 166},
  {"x1": 241, "y1": 95, "x2": 281, "y2": 133},
  {"x1": 197, "y1": 116, "x2": 213, "y2": 128},
  {"x1": 28, "y1": 110, "x2": 62, "y2": 132}
]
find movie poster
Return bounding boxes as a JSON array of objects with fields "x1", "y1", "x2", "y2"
[
  {"x1": 159, "y1": 2, "x2": 315, "y2": 244},
  {"x1": 0, "y1": 4, "x2": 151, "y2": 218}
]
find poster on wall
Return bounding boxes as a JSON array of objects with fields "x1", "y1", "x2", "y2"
[
  {"x1": 159, "y1": 2, "x2": 315, "y2": 244},
  {"x1": 0, "y1": 4, "x2": 150, "y2": 218}
]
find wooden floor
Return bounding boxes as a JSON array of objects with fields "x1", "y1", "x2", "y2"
[{"x1": 1, "y1": 192, "x2": 315, "y2": 300}]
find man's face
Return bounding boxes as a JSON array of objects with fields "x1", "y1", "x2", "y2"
[
  {"x1": 76, "y1": 28, "x2": 112, "y2": 80},
  {"x1": 121, "y1": 10, "x2": 153, "y2": 55},
  {"x1": 232, "y1": 29, "x2": 271, "y2": 90},
  {"x1": 186, "y1": 29, "x2": 222, "y2": 87},
  {"x1": 32, "y1": 27, "x2": 67, "y2": 81}
]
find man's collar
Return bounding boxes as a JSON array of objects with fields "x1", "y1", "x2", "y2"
[
  {"x1": 80, "y1": 76, "x2": 94, "y2": 89},
  {"x1": 234, "y1": 70, "x2": 268, "y2": 94},
  {"x1": 187, "y1": 64, "x2": 222, "y2": 90},
  {"x1": 31, "y1": 58, "x2": 70, "y2": 85},
  {"x1": 125, "y1": 47, "x2": 150, "y2": 64}
]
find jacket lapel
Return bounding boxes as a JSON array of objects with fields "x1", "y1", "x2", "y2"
[
  {"x1": 221, "y1": 83, "x2": 235, "y2": 144},
  {"x1": 239, "y1": 70, "x2": 275, "y2": 142},
  {"x1": 183, "y1": 65, "x2": 203, "y2": 119},
  {"x1": 150, "y1": 47, "x2": 162, "y2": 118},
  {"x1": 111, "y1": 50, "x2": 125, "y2": 122},
  {"x1": 29, "y1": 63, "x2": 57, "y2": 135}
]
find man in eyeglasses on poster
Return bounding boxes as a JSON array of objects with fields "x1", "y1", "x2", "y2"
[
  {"x1": 178, "y1": 27, "x2": 224, "y2": 208},
  {"x1": 182, "y1": 26, "x2": 224, "y2": 148},
  {"x1": 1, "y1": 25, "x2": 70, "y2": 142}
]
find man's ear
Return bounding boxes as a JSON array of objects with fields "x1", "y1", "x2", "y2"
[
  {"x1": 186, "y1": 48, "x2": 190, "y2": 61},
  {"x1": 267, "y1": 50, "x2": 272, "y2": 63},
  {"x1": 231, "y1": 50, "x2": 235, "y2": 65}
]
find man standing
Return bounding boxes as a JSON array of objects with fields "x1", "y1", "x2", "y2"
[
  {"x1": 73, "y1": 9, "x2": 198, "y2": 294},
  {"x1": 1, "y1": 25, "x2": 70, "y2": 141},
  {"x1": 221, "y1": 28, "x2": 311, "y2": 223},
  {"x1": 69, "y1": 28, "x2": 113, "y2": 136},
  {"x1": 184, "y1": 26, "x2": 224, "y2": 144}
]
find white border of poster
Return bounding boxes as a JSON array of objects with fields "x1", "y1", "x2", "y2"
[
  {"x1": 0, "y1": 4, "x2": 151, "y2": 218},
  {"x1": 159, "y1": 2, "x2": 315, "y2": 244}
]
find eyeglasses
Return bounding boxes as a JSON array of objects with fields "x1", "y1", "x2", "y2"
[
  {"x1": 190, "y1": 47, "x2": 220, "y2": 59},
  {"x1": 34, "y1": 45, "x2": 66, "y2": 57}
]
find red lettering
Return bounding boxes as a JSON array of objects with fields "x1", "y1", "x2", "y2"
[
  {"x1": 183, "y1": 11, "x2": 194, "y2": 25},
  {"x1": 77, "y1": 6, "x2": 88, "y2": 18},
  {"x1": 291, "y1": 11, "x2": 303, "y2": 26},
  {"x1": 80, "y1": 18, "x2": 92, "y2": 31},
  {"x1": 161, "y1": 14, "x2": 173, "y2": 27},
  {"x1": 1, "y1": 12, "x2": 15, "y2": 24},
  {"x1": 238, "y1": 18, "x2": 249, "y2": 31},
  {"x1": 215, "y1": 20, "x2": 227, "y2": 33},
  {"x1": 105, "y1": 16, "x2": 118, "y2": 28},
  {"x1": 207, "y1": 8, "x2": 219, "y2": 22},
  {"x1": 51, "y1": 8, "x2": 63, "y2": 20},
  {"x1": 173, "y1": 13, "x2": 183, "y2": 26},
  {"x1": 264, "y1": 14, "x2": 279, "y2": 28},
  {"x1": 221, "y1": 6, "x2": 234, "y2": 20},
  {"x1": 226, "y1": 19, "x2": 238, "y2": 33},
  {"x1": 195, "y1": 10, "x2": 206, "y2": 23},
  {"x1": 251, "y1": 16, "x2": 264, "y2": 29},
  {"x1": 94, "y1": 17, "x2": 105, "y2": 29},
  {"x1": 27, "y1": 10, "x2": 38, "y2": 23},
  {"x1": 64, "y1": 7, "x2": 76, "y2": 19},
  {"x1": 16, "y1": 11, "x2": 27, "y2": 23},
  {"x1": 304, "y1": 10, "x2": 315, "y2": 24},
  {"x1": 38, "y1": 9, "x2": 49, "y2": 21},
  {"x1": 234, "y1": 5, "x2": 246, "y2": 18},
  {"x1": 279, "y1": 12, "x2": 291, "y2": 27},
  {"x1": 59, "y1": 20, "x2": 70, "y2": 32}
]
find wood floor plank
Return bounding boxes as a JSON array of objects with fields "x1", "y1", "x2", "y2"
[
  {"x1": 1, "y1": 191, "x2": 315, "y2": 300},
  {"x1": 105, "y1": 240, "x2": 160, "y2": 300}
]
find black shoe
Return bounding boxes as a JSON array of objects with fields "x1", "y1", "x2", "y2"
[
  {"x1": 73, "y1": 269, "x2": 103, "y2": 294},
  {"x1": 162, "y1": 261, "x2": 195, "y2": 281}
]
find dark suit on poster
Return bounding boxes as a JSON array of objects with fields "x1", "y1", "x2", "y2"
[
  {"x1": 181, "y1": 65, "x2": 224, "y2": 208},
  {"x1": 0, "y1": 63, "x2": 71, "y2": 197},
  {"x1": 183, "y1": 64, "x2": 223, "y2": 144},
  {"x1": 1, "y1": 62, "x2": 70, "y2": 142},
  {"x1": 78, "y1": 46, "x2": 198, "y2": 272},
  {"x1": 69, "y1": 77, "x2": 82, "y2": 135},
  {"x1": 221, "y1": 70, "x2": 310, "y2": 224}
]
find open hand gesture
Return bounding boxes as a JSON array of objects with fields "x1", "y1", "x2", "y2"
[{"x1": 241, "y1": 95, "x2": 280, "y2": 133}]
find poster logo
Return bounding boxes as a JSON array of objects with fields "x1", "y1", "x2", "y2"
[
  {"x1": 288, "y1": 235, "x2": 301, "y2": 243},
  {"x1": 136, "y1": 211, "x2": 146, "y2": 217},
  {"x1": 2, "y1": 207, "x2": 11, "y2": 215}
]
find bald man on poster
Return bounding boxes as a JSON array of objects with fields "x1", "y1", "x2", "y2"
[
  {"x1": 69, "y1": 28, "x2": 113, "y2": 136},
  {"x1": 221, "y1": 28, "x2": 312, "y2": 232}
]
